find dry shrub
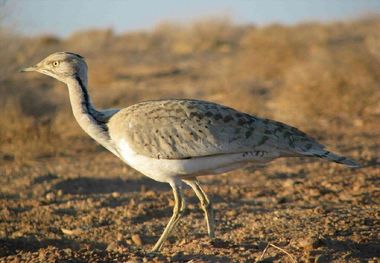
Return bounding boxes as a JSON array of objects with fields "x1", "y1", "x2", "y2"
[
  {"x1": 0, "y1": 29, "x2": 23, "y2": 83},
  {"x1": 237, "y1": 23, "x2": 330, "y2": 83},
  {"x1": 152, "y1": 17, "x2": 240, "y2": 54},
  {"x1": 65, "y1": 29, "x2": 114, "y2": 54},
  {"x1": 0, "y1": 100, "x2": 58, "y2": 161},
  {"x1": 0, "y1": 26, "x2": 73, "y2": 162},
  {"x1": 365, "y1": 19, "x2": 380, "y2": 62},
  {"x1": 237, "y1": 19, "x2": 380, "y2": 125},
  {"x1": 0, "y1": 102, "x2": 93, "y2": 163},
  {"x1": 115, "y1": 31, "x2": 152, "y2": 53},
  {"x1": 271, "y1": 45, "x2": 380, "y2": 125}
]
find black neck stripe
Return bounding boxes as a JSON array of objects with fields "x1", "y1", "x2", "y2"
[
  {"x1": 75, "y1": 75, "x2": 90, "y2": 112},
  {"x1": 74, "y1": 75, "x2": 108, "y2": 131}
]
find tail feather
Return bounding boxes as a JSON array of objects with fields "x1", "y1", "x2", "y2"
[
  {"x1": 268, "y1": 120, "x2": 361, "y2": 168},
  {"x1": 307, "y1": 149, "x2": 361, "y2": 168}
]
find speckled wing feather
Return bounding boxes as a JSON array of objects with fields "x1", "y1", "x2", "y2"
[{"x1": 108, "y1": 99, "x2": 325, "y2": 160}]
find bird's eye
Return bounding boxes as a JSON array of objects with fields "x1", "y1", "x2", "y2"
[{"x1": 52, "y1": 61, "x2": 60, "y2": 67}]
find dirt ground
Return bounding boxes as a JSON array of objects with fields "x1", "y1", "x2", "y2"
[
  {"x1": 0, "y1": 118, "x2": 379, "y2": 262},
  {"x1": 1, "y1": 18, "x2": 380, "y2": 262}
]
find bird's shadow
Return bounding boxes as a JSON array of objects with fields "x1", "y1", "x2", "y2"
[
  {"x1": 0, "y1": 236, "x2": 233, "y2": 262},
  {"x1": 317, "y1": 237, "x2": 380, "y2": 261},
  {"x1": 52, "y1": 176, "x2": 170, "y2": 195},
  {"x1": 168, "y1": 252, "x2": 232, "y2": 262},
  {"x1": 0, "y1": 236, "x2": 106, "y2": 257}
]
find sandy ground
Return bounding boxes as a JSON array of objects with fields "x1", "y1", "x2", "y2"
[{"x1": 0, "y1": 119, "x2": 379, "y2": 263}]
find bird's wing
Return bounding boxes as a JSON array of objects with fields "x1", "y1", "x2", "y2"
[{"x1": 108, "y1": 99, "x2": 323, "y2": 159}]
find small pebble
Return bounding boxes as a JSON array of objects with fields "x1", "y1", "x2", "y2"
[
  {"x1": 45, "y1": 192, "x2": 56, "y2": 201},
  {"x1": 61, "y1": 228, "x2": 82, "y2": 236},
  {"x1": 112, "y1": 192, "x2": 120, "y2": 198},
  {"x1": 106, "y1": 241, "x2": 119, "y2": 252},
  {"x1": 131, "y1": 234, "x2": 143, "y2": 246},
  {"x1": 226, "y1": 210, "x2": 237, "y2": 217},
  {"x1": 63, "y1": 248, "x2": 72, "y2": 256}
]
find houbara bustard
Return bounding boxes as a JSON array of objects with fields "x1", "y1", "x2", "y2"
[{"x1": 22, "y1": 52, "x2": 360, "y2": 252}]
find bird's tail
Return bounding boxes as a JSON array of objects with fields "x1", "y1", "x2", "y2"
[{"x1": 304, "y1": 149, "x2": 361, "y2": 168}]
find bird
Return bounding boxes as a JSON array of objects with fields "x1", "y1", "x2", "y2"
[{"x1": 22, "y1": 52, "x2": 360, "y2": 252}]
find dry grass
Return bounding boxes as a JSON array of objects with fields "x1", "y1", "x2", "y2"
[
  {"x1": 270, "y1": 19, "x2": 380, "y2": 125},
  {"x1": 1, "y1": 17, "x2": 379, "y2": 163}
]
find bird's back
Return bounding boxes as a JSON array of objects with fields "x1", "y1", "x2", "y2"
[{"x1": 107, "y1": 99, "x2": 326, "y2": 160}]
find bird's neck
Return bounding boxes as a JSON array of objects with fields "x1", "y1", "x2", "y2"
[{"x1": 65, "y1": 76, "x2": 118, "y2": 156}]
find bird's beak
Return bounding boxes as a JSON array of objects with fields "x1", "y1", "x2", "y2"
[{"x1": 20, "y1": 65, "x2": 37, "y2": 72}]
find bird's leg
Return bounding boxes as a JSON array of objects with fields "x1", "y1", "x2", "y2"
[
  {"x1": 151, "y1": 182, "x2": 184, "y2": 252},
  {"x1": 162, "y1": 186, "x2": 186, "y2": 235},
  {"x1": 183, "y1": 179, "x2": 215, "y2": 239},
  {"x1": 173, "y1": 190, "x2": 186, "y2": 226}
]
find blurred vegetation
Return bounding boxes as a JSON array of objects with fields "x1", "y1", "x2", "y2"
[{"x1": 1, "y1": 17, "x2": 379, "y2": 162}]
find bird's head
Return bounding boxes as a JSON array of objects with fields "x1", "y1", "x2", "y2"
[{"x1": 21, "y1": 52, "x2": 88, "y2": 84}]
